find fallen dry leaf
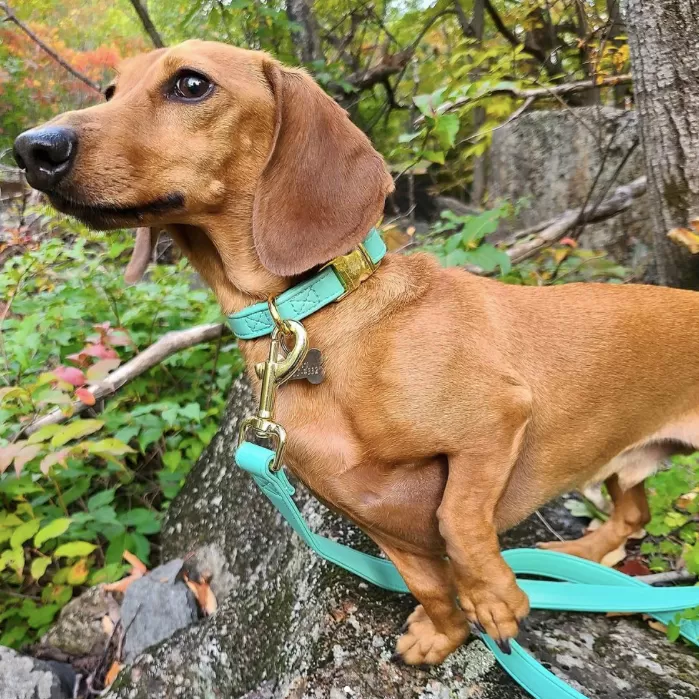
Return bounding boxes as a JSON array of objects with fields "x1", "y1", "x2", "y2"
[
  {"x1": 601, "y1": 542, "x2": 627, "y2": 567},
  {"x1": 183, "y1": 573, "x2": 217, "y2": 616},
  {"x1": 616, "y1": 557, "x2": 651, "y2": 577},
  {"x1": 102, "y1": 615, "x2": 115, "y2": 636},
  {"x1": 122, "y1": 550, "x2": 148, "y2": 575},
  {"x1": 677, "y1": 490, "x2": 699, "y2": 510},
  {"x1": 102, "y1": 550, "x2": 148, "y2": 593},
  {"x1": 105, "y1": 661, "x2": 123, "y2": 687},
  {"x1": 647, "y1": 619, "x2": 668, "y2": 634},
  {"x1": 668, "y1": 227, "x2": 699, "y2": 254}
]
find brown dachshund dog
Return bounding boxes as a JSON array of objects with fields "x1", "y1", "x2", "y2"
[{"x1": 14, "y1": 40, "x2": 699, "y2": 664}]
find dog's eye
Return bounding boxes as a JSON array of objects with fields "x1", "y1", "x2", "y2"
[
  {"x1": 170, "y1": 71, "x2": 213, "y2": 101},
  {"x1": 104, "y1": 85, "x2": 116, "y2": 101}
]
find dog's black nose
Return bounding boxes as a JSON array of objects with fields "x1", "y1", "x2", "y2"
[{"x1": 13, "y1": 126, "x2": 78, "y2": 191}]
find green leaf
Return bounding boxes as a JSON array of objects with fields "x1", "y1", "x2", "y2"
[
  {"x1": 464, "y1": 244, "x2": 512, "y2": 274},
  {"x1": 10, "y1": 519, "x2": 41, "y2": 550},
  {"x1": 667, "y1": 620, "x2": 681, "y2": 642},
  {"x1": 34, "y1": 518, "x2": 71, "y2": 548},
  {"x1": 181, "y1": 403, "x2": 202, "y2": 422},
  {"x1": 434, "y1": 114, "x2": 460, "y2": 150},
  {"x1": 120, "y1": 508, "x2": 160, "y2": 535},
  {"x1": 87, "y1": 489, "x2": 116, "y2": 511},
  {"x1": 26, "y1": 424, "x2": 62, "y2": 445},
  {"x1": 53, "y1": 541, "x2": 97, "y2": 558},
  {"x1": 443, "y1": 234, "x2": 462, "y2": 254},
  {"x1": 26, "y1": 604, "x2": 60, "y2": 629},
  {"x1": 30, "y1": 558, "x2": 51, "y2": 580},
  {"x1": 85, "y1": 438, "x2": 135, "y2": 456},
  {"x1": 423, "y1": 150, "x2": 445, "y2": 165},
  {"x1": 564, "y1": 499, "x2": 594, "y2": 519},
  {"x1": 51, "y1": 419, "x2": 104, "y2": 447}
]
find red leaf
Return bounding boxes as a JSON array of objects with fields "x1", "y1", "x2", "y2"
[
  {"x1": 66, "y1": 352, "x2": 90, "y2": 367},
  {"x1": 83, "y1": 344, "x2": 119, "y2": 360},
  {"x1": 75, "y1": 387, "x2": 96, "y2": 406},
  {"x1": 560, "y1": 237, "x2": 579, "y2": 248},
  {"x1": 0, "y1": 443, "x2": 24, "y2": 474},
  {"x1": 53, "y1": 366, "x2": 86, "y2": 387},
  {"x1": 106, "y1": 329, "x2": 132, "y2": 347},
  {"x1": 14, "y1": 444, "x2": 41, "y2": 474},
  {"x1": 40, "y1": 448, "x2": 70, "y2": 475}
]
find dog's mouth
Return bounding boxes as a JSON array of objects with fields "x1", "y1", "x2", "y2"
[{"x1": 48, "y1": 191, "x2": 185, "y2": 229}]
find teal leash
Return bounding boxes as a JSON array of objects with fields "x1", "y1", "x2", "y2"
[{"x1": 235, "y1": 441, "x2": 699, "y2": 699}]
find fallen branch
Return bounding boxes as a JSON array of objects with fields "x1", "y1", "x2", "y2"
[
  {"x1": 416, "y1": 74, "x2": 632, "y2": 124},
  {"x1": 0, "y1": 2, "x2": 101, "y2": 93},
  {"x1": 637, "y1": 570, "x2": 697, "y2": 585},
  {"x1": 502, "y1": 175, "x2": 647, "y2": 266},
  {"x1": 21, "y1": 323, "x2": 228, "y2": 437}
]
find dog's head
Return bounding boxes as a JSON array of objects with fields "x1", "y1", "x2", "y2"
[{"x1": 13, "y1": 40, "x2": 393, "y2": 295}]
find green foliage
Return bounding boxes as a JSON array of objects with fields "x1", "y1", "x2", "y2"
[
  {"x1": 420, "y1": 205, "x2": 512, "y2": 274},
  {"x1": 0, "y1": 221, "x2": 241, "y2": 648}
]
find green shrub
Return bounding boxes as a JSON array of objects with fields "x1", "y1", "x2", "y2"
[{"x1": 0, "y1": 219, "x2": 241, "y2": 648}]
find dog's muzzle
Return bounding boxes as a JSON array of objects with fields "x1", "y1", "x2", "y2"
[{"x1": 13, "y1": 126, "x2": 78, "y2": 192}]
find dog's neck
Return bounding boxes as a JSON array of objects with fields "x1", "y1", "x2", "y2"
[{"x1": 167, "y1": 219, "x2": 291, "y2": 316}]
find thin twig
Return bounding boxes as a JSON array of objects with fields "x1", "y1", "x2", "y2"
[
  {"x1": 0, "y1": 2, "x2": 100, "y2": 92},
  {"x1": 16, "y1": 323, "x2": 229, "y2": 438},
  {"x1": 535, "y1": 510, "x2": 565, "y2": 542},
  {"x1": 417, "y1": 74, "x2": 632, "y2": 124}
]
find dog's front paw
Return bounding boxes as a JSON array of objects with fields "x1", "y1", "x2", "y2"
[
  {"x1": 394, "y1": 605, "x2": 469, "y2": 665},
  {"x1": 457, "y1": 581, "x2": 529, "y2": 652}
]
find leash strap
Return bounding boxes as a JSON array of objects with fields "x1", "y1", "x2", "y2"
[
  {"x1": 228, "y1": 229, "x2": 386, "y2": 340},
  {"x1": 235, "y1": 441, "x2": 699, "y2": 699}
]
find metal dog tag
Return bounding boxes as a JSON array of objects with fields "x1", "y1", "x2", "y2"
[{"x1": 290, "y1": 348, "x2": 324, "y2": 384}]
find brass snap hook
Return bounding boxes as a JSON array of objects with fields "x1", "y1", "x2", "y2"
[{"x1": 268, "y1": 297, "x2": 292, "y2": 336}]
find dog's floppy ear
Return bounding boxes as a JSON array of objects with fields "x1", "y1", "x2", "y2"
[
  {"x1": 124, "y1": 227, "x2": 160, "y2": 284},
  {"x1": 252, "y1": 61, "x2": 394, "y2": 277}
]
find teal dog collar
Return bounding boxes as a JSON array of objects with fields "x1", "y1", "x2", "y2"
[{"x1": 228, "y1": 228, "x2": 386, "y2": 340}]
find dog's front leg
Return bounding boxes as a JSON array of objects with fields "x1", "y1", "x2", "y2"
[
  {"x1": 378, "y1": 544, "x2": 470, "y2": 665},
  {"x1": 437, "y1": 394, "x2": 531, "y2": 651}
]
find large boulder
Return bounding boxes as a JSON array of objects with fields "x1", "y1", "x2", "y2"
[
  {"x1": 0, "y1": 646, "x2": 75, "y2": 699},
  {"x1": 105, "y1": 376, "x2": 699, "y2": 698},
  {"x1": 488, "y1": 107, "x2": 651, "y2": 268}
]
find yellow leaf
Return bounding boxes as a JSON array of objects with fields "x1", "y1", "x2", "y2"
[
  {"x1": 31, "y1": 557, "x2": 51, "y2": 580},
  {"x1": 667, "y1": 227, "x2": 699, "y2": 254},
  {"x1": 66, "y1": 559, "x2": 90, "y2": 586}
]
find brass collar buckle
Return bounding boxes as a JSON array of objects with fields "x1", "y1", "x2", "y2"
[{"x1": 322, "y1": 242, "x2": 377, "y2": 301}]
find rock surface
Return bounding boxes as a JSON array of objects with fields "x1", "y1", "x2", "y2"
[
  {"x1": 0, "y1": 646, "x2": 75, "y2": 699},
  {"x1": 120, "y1": 559, "x2": 198, "y2": 662},
  {"x1": 488, "y1": 107, "x2": 651, "y2": 270},
  {"x1": 104, "y1": 377, "x2": 699, "y2": 698},
  {"x1": 40, "y1": 585, "x2": 111, "y2": 657}
]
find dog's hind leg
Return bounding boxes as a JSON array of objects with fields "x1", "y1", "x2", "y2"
[
  {"x1": 538, "y1": 474, "x2": 650, "y2": 563},
  {"x1": 381, "y1": 545, "x2": 470, "y2": 665}
]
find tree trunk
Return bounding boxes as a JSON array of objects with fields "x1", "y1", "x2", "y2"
[
  {"x1": 286, "y1": 0, "x2": 323, "y2": 64},
  {"x1": 627, "y1": 0, "x2": 699, "y2": 288}
]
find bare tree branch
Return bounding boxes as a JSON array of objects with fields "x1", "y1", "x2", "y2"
[
  {"x1": 0, "y1": 2, "x2": 101, "y2": 93},
  {"x1": 416, "y1": 73, "x2": 632, "y2": 123},
  {"x1": 127, "y1": 0, "x2": 165, "y2": 49},
  {"x1": 483, "y1": 0, "x2": 548, "y2": 65},
  {"x1": 501, "y1": 176, "x2": 647, "y2": 267},
  {"x1": 20, "y1": 323, "x2": 228, "y2": 437},
  {"x1": 342, "y1": 9, "x2": 452, "y2": 92}
]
